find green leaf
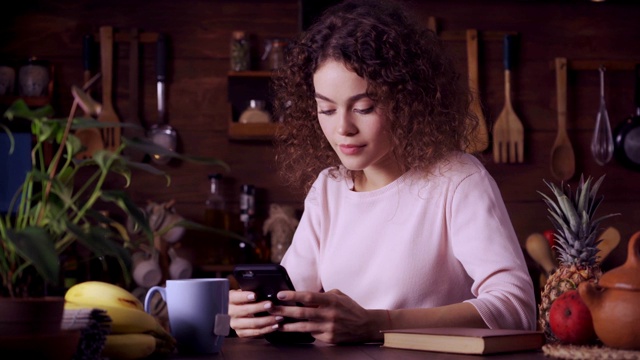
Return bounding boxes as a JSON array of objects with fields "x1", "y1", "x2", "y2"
[
  {"x1": 3, "y1": 99, "x2": 54, "y2": 121},
  {"x1": 123, "y1": 137, "x2": 230, "y2": 170},
  {"x1": 100, "y1": 190, "x2": 154, "y2": 241},
  {"x1": 175, "y1": 219, "x2": 251, "y2": 245},
  {"x1": 5, "y1": 227, "x2": 60, "y2": 285},
  {"x1": 0, "y1": 123, "x2": 15, "y2": 154}
]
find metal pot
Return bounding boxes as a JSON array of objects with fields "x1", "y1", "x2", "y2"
[{"x1": 613, "y1": 64, "x2": 640, "y2": 171}]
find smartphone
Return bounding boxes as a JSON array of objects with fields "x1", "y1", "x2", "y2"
[{"x1": 233, "y1": 264, "x2": 315, "y2": 344}]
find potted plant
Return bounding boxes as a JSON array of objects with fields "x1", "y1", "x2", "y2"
[{"x1": 0, "y1": 85, "x2": 238, "y2": 335}]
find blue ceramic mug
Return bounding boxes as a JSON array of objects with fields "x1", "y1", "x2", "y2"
[{"x1": 144, "y1": 278, "x2": 230, "y2": 354}]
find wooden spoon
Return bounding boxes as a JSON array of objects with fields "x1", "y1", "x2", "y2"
[
  {"x1": 526, "y1": 232, "x2": 557, "y2": 276},
  {"x1": 550, "y1": 57, "x2": 575, "y2": 181},
  {"x1": 465, "y1": 29, "x2": 489, "y2": 153},
  {"x1": 597, "y1": 226, "x2": 621, "y2": 264}
]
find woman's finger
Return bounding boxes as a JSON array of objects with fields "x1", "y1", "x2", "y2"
[
  {"x1": 230, "y1": 300, "x2": 273, "y2": 317},
  {"x1": 231, "y1": 314, "x2": 280, "y2": 331},
  {"x1": 229, "y1": 289, "x2": 256, "y2": 305}
]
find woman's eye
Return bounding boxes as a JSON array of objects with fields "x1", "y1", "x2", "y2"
[
  {"x1": 318, "y1": 109, "x2": 335, "y2": 115},
  {"x1": 354, "y1": 106, "x2": 374, "y2": 115}
]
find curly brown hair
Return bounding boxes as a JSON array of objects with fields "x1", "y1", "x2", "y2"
[{"x1": 272, "y1": 0, "x2": 476, "y2": 193}]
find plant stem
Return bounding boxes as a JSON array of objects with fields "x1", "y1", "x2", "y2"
[{"x1": 36, "y1": 99, "x2": 79, "y2": 224}]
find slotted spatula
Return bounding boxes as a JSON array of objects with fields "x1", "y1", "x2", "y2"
[
  {"x1": 98, "y1": 25, "x2": 121, "y2": 152},
  {"x1": 492, "y1": 34, "x2": 524, "y2": 163}
]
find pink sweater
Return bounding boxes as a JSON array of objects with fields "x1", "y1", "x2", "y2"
[{"x1": 280, "y1": 153, "x2": 537, "y2": 330}]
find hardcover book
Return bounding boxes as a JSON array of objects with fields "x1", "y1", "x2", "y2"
[{"x1": 381, "y1": 327, "x2": 545, "y2": 355}]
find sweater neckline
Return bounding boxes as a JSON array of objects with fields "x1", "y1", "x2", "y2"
[{"x1": 343, "y1": 168, "x2": 415, "y2": 199}]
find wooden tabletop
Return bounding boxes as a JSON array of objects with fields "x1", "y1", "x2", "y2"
[{"x1": 171, "y1": 336, "x2": 548, "y2": 359}]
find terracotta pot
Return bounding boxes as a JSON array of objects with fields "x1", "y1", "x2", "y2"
[
  {"x1": 579, "y1": 231, "x2": 640, "y2": 350},
  {"x1": 0, "y1": 296, "x2": 64, "y2": 336}
]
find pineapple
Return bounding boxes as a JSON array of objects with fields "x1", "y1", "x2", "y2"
[{"x1": 537, "y1": 174, "x2": 619, "y2": 342}]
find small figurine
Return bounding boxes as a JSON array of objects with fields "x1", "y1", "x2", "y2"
[{"x1": 263, "y1": 204, "x2": 299, "y2": 263}]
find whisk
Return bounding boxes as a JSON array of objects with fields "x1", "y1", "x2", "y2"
[{"x1": 590, "y1": 65, "x2": 614, "y2": 166}]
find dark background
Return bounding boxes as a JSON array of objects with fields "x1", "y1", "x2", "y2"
[{"x1": 1, "y1": 0, "x2": 639, "y2": 285}]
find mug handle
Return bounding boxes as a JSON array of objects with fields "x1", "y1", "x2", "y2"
[{"x1": 144, "y1": 285, "x2": 166, "y2": 314}]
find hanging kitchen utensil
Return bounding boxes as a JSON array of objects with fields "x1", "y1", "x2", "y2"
[
  {"x1": 124, "y1": 27, "x2": 147, "y2": 162},
  {"x1": 492, "y1": 34, "x2": 524, "y2": 163},
  {"x1": 597, "y1": 226, "x2": 620, "y2": 264},
  {"x1": 97, "y1": 26, "x2": 121, "y2": 152},
  {"x1": 74, "y1": 34, "x2": 103, "y2": 160},
  {"x1": 148, "y1": 33, "x2": 177, "y2": 165},
  {"x1": 550, "y1": 57, "x2": 575, "y2": 181},
  {"x1": 613, "y1": 64, "x2": 640, "y2": 171},
  {"x1": 130, "y1": 28, "x2": 141, "y2": 129},
  {"x1": 591, "y1": 66, "x2": 614, "y2": 165},
  {"x1": 465, "y1": 29, "x2": 489, "y2": 153}
]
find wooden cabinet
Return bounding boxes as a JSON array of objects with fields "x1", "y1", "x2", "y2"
[{"x1": 227, "y1": 71, "x2": 279, "y2": 141}]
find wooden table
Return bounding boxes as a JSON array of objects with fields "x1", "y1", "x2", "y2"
[{"x1": 171, "y1": 336, "x2": 548, "y2": 359}]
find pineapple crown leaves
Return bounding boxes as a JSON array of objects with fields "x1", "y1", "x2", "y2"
[{"x1": 538, "y1": 174, "x2": 620, "y2": 266}]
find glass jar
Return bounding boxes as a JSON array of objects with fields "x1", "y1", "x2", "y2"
[
  {"x1": 261, "y1": 38, "x2": 287, "y2": 71},
  {"x1": 239, "y1": 99, "x2": 271, "y2": 123},
  {"x1": 230, "y1": 31, "x2": 250, "y2": 71},
  {"x1": 0, "y1": 62, "x2": 16, "y2": 96}
]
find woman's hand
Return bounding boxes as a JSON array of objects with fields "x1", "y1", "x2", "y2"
[
  {"x1": 267, "y1": 289, "x2": 388, "y2": 344},
  {"x1": 228, "y1": 289, "x2": 281, "y2": 338}
]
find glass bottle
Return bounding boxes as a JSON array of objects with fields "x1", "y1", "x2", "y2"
[
  {"x1": 230, "y1": 31, "x2": 250, "y2": 72},
  {"x1": 238, "y1": 99, "x2": 271, "y2": 124},
  {"x1": 205, "y1": 174, "x2": 231, "y2": 264},
  {"x1": 237, "y1": 184, "x2": 257, "y2": 263}
]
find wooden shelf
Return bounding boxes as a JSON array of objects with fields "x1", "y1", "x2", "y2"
[
  {"x1": 228, "y1": 122, "x2": 279, "y2": 141},
  {"x1": 0, "y1": 95, "x2": 51, "y2": 108},
  {"x1": 549, "y1": 59, "x2": 639, "y2": 71},
  {"x1": 228, "y1": 70, "x2": 273, "y2": 78}
]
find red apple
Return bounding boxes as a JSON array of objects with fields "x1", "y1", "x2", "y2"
[
  {"x1": 549, "y1": 289, "x2": 597, "y2": 344},
  {"x1": 543, "y1": 229, "x2": 555, "y2": 248}
]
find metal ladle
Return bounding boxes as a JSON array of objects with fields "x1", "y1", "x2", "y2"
[
  {"x1": 148, "y1": 33, "x2": 177, "y2": 165},
  {"x1": 591, "y1": 66, "x2": 614, "y2": 165}
]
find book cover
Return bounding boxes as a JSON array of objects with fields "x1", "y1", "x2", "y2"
[{"x1": 381, "y1": 327, "x2": 546, "y2": 355}]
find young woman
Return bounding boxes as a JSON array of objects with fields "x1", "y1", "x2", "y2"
[{"x1": 229, "y1": 0, "x2": 536, "y2": 344}]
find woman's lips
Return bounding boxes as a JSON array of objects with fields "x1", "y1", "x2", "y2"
[{"x1": 339, "y1": 144, "x2": 365, "y2": 155}]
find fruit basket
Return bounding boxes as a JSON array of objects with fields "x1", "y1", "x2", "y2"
[{"x1": 543, "y1": 343, "x2": 640, "y2": 360}]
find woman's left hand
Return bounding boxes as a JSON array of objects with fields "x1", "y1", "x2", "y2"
[{"x1": 267, "y1": 289, "x2": 386, "y2": 344}]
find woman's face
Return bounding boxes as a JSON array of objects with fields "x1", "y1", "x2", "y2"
[{"x1": 313, "y1": 60, "x2": 394, "y2": 174}]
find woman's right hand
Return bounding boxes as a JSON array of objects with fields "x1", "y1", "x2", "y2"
[{"x1": 229, "y1": 289, "x2": 282, "y2": 338}]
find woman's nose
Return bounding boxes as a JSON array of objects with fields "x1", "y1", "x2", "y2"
[{"x1": 337, "y1": 112, "x2": 357, "y2": 136}]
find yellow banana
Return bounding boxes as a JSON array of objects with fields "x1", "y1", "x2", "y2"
[
  {"x1": 102, "y1": 333, "x2": 157, "y2": 360},
  {"x1": 65, "y1": 281, "x2": 143, "y2": 311},
  {"x1": 64, "y1": 301, "x2": 175, "y2": 345}
]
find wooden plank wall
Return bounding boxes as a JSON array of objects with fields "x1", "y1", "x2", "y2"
[{"x1": 1, "y1": 0, "x2": 639, "y2": 272}]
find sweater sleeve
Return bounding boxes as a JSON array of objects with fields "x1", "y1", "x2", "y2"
[
  {"x1": 450, "y1": 171, "x2": 537, "y2": 331},
  {"x1": 279, "y1": 182, "x2": 323, "y2": 292}
]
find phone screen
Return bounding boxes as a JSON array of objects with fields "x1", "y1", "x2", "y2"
[{"x1": 233, "y1": 264, "x2": 315, "y2": 344}]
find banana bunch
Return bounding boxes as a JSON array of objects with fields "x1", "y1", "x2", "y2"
[{"x1": 65, "y1": 281, "x2": 176, "y2": 359}]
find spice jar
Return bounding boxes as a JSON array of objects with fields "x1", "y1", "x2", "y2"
[
  {"x1": 18, "y1": 57, "x2": 50, "y2": 97},
  {"x1": 239, "y1": 100, "x2": 271, "y2": 124},
  {"x1": 230, "y1": 31, "x2": 250, "y2": 71}
]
